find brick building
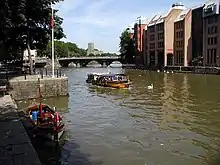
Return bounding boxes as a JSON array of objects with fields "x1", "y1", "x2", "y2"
[
  {"x1": 173, "y1": 9, "x2": 192, "y2": 66},
  {"x1": 147, "y1": 3, "x2": 186, "y2": 68},
  {"x1": 203, "y1": 0, "x2": 220, "y2": 66},
  {"x1": 133, "y1": 16, "x2": 148, "y2": 65}
]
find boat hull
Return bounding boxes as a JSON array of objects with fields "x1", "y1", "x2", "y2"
[
  {"x1": 33, "y1": 121, "x2": 65, "y2": 141},
  {"x1": 35, "y1": 128, "x2": 64, "y2": 141},
  {"x1": 94, "y1": 81, "x2": 131, "y2": 89},
  {"x1": 28, "y1": 103, "x2": 65, "y2": 142}
]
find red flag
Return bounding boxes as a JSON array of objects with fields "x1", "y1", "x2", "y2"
[{"x1": 51, "y1": 16, "x2": 54, "y2": 28}]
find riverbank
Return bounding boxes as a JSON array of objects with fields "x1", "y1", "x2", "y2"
[
  {"x1": 163, "y1": 66, "x2": 220, "y2": 75},
  {"x1": 0, "y1": 95, "x2": 41, "y2": 165},
  {"x1": 9, "y1": 75, "x2": 68, "y2": 101},
  {"x1": 122, "y1": 64, "x2": 220, "y2": 75}
]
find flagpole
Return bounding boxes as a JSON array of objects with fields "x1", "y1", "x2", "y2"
[{"x1": 51, "y1": 4, "x2": 55, "y2": 78}]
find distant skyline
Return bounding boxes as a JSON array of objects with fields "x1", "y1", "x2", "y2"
[{"x1": 55, "y1": 0, "x2": 203, "y2": 53}]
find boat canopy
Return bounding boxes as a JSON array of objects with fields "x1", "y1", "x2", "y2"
[
  {"x1": 98, "y1": 73, "x2": 127, "y2": 77},
  {"x1": 88, "y1": 72, "x2": 110, "y2": 76}
]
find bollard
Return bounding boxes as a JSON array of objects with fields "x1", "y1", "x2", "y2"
[
  {"x1": 41, "y1": 70, "x2": 43, "y2": 79},
  {"x1": 24, "y1": 71, "x2": 26, "y2": 80},
  {"x1": 59, "y1": 69, "x2": 61, "y2": 77},
  {"x1": 6, "y1": 71, "x2": 8, "y2": 81}
]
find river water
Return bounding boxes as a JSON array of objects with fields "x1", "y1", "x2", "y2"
[{"x1": 17, "y1": 67, "x2": 220, "y2": 165}]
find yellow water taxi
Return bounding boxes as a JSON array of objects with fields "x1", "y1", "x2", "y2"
[
  {"x1": 92, "y1": 73, "x2": 131, "y2": 89},
  {"x1": 86, "y1": 72, "x2": 110, "y2": 83}
]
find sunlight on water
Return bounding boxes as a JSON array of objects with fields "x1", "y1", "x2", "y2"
[{"x1": 18, "y1": 67, "x2": 220, "y2": 165}]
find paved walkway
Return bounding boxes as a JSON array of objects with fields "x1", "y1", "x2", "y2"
[
  {"x1": 9, "y1": 74, "x2": 67, "y2": 82},
  {"x1": 0, "y1": 95, "x2": 41, "y2": 165}
]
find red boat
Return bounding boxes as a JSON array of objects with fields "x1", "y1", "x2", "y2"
[{"x1": 27, "y1": 77, "x2": 65, "y2": 142}]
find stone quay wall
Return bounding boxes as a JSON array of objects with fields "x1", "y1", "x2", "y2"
[
  {"x1": 0, "y1": 95, "x2": 41, "y2": 165},
  {"x1": 9, "y1": 75, "x2": 68, "y2": 101}
]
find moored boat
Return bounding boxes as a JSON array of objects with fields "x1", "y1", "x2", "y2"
[
  {"x1": 92, "y1": 73, "x2": 131, "y2": 89},
  {"x1": 26, "y1": 76, "x2": 65, "y2": 142},
  {"x1": 86, "y1": 72, "x2": 110, "y2": 83}
]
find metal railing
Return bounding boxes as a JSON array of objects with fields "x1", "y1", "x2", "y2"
[
  {"x1": 32, "y1": 68, "x2": 64, "y2": 79},
  {"x1": 59, "y1": 56, "x2": 120, "y2": 60},
  {"x1": 1, "y1": 69, "x2": 64, "y2": 81}
]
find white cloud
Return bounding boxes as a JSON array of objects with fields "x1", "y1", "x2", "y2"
[
  {"x1": 56, "y1": 0, "x2": 204, "y2": 52},
  {"x1": 55, "y1": 0, "x2": 140, "y2": 52}
]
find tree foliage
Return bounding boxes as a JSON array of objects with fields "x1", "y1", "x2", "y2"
[
  {"x1": 119, "y1": 30, "x2": 135, "y2": 64},
  {"x1": 37, "y1": 41, "x2": 87, "y2": 58},
  {"x1": 191, "y1": 56, "x2": 203, "y2": 66},
  {"x1": 101, "y1": 52, "x2": 118, "y2": 56},
  {"x1": 0, "y1": 0, "x2": 65, "y2": 67},
  {"x1": 38, "y1": 41, "x2": 118, "y2": 58}
]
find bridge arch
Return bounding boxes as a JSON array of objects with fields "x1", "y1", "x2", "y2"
[
  {"x1": 58, "y1": 56, "x2": 123, "y2": 67},
  {"x1": 86, "y1": 60, "x2": 102, "y2": 67},
  {"x1": 109, "y1": 61, "x2": 122, "y2": 67},
  {"x1": 68, "y1": 62, "x2": 77, "y2": 67}
]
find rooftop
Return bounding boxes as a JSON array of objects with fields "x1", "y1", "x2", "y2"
[
  {"x1": 148, "y1": 14, "x2": 162, "y2": 26},
  {"x1": 144, "y1": 24, "x2": 148, "y2": 30},
  {"x1": 191, "y1": 3, "x2": 204, "y2": 10},
  {"x1": 148, "y1": 2, "x2": 186, "y2": 26},
  {"x1": 203, "y1": 0, "x2": 218, "y2": 10},
  {"x1": 174, "y1": 8, "x2": 190, "y2": 22},
  {"x1": 135, "y1": 16, "x2": 148, "y2": 25}
]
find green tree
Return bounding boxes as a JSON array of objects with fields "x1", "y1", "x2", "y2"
[
  {"x1": 0, "y1": 0, "x2": 65, "y2": 73},
  {"x1": 191, "y1": 56, "x2": 203, "y2": 66},
  {"x1": 0, "y1": 0, "x2": 27, "y2": 66},
  {"x1": 37, "y1": 41, "x2": 86, "y2": 58},
  {"x1": 101, "y1": 52, "x2": 118, "y2": 56},
  {"x1": 119, "y1": 30, "x2": 135, "y2": 64},
  {"x1": 65, "y1": 42, "x2": 78, "y2": 53},
  {"x1": 39, "y1": 41, "x2": 68, "y2": 58}
]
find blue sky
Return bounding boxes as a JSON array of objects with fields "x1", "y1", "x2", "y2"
[{"x1": 55, "y1": 0, "x2": 203, "y2": 53}]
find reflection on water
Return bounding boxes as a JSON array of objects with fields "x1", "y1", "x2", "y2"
[
  {"x1": 18, "y1": 67, "x2": 220, "y2": 165},
  {"x1": 17, "y1": 96, "x2": 69, "y2": 114}
]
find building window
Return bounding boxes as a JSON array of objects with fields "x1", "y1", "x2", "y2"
[
  {"x1": 208, "y1": 26, "x2": 218, "y2": 34},
  {"x1": 180, "y1": 31, "x2": 183, "y2": 38},
  {"x1": 149, "y1": 27, "x2": 155, "y2": 33},
  {"x1": 176, "y1": 31, "x2": 183, "y2": 39},
  {"x1": 208, "y1": 38, "x2": 211, "y2": 44},
  {"x1": 158, "y1": 33, "x2": 164, "y2": 40},
  {"x1": 176, "y1": 21, "x2": 183, "y2": 29},
  {"x1": 213, "y1": 49, "x2": 217, "y2": 64},
  {"x1": 214, "y1": 37, "x2": 217, "y2": 44},
  {"x1": 150, "y1": 34, "x2": 155, "y2": 41},
  {"x1": 176, "y1": 41, "x2": 184, "y2": 47},
  {"x1": 207, "y1": 48, "x2": 217, "y2": 65},
  {"x1": 150, "y1": 43, "x2": 155, "y2": 49},
  {"x1": 208, "y1": 37, "x2": 217, "y2": 45},
  {"x1": 158, "y1": 42, "x2": 164, "y2": 48},
  {"x1": 175, "y1": 51, "x2": 184, "y2": 65},
  {"x1": 157, "y1": 24, "x2": 164, "y2": 31},
  {"x1": 207, "y1": 15, "x2": 218, "y2": 24}
]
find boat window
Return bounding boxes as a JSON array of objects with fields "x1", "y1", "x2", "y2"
[{"x1": 112, "y1": 76, "x2": 117, "y2": 80}]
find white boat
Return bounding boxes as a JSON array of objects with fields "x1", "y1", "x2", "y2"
[{"x1": 86, "y1": 72, "x2": 110, "y2": 83}]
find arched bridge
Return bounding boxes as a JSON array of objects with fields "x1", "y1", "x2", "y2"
[{"x1": 58, "y1": 56, "x2": 122, "y2": 67}]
